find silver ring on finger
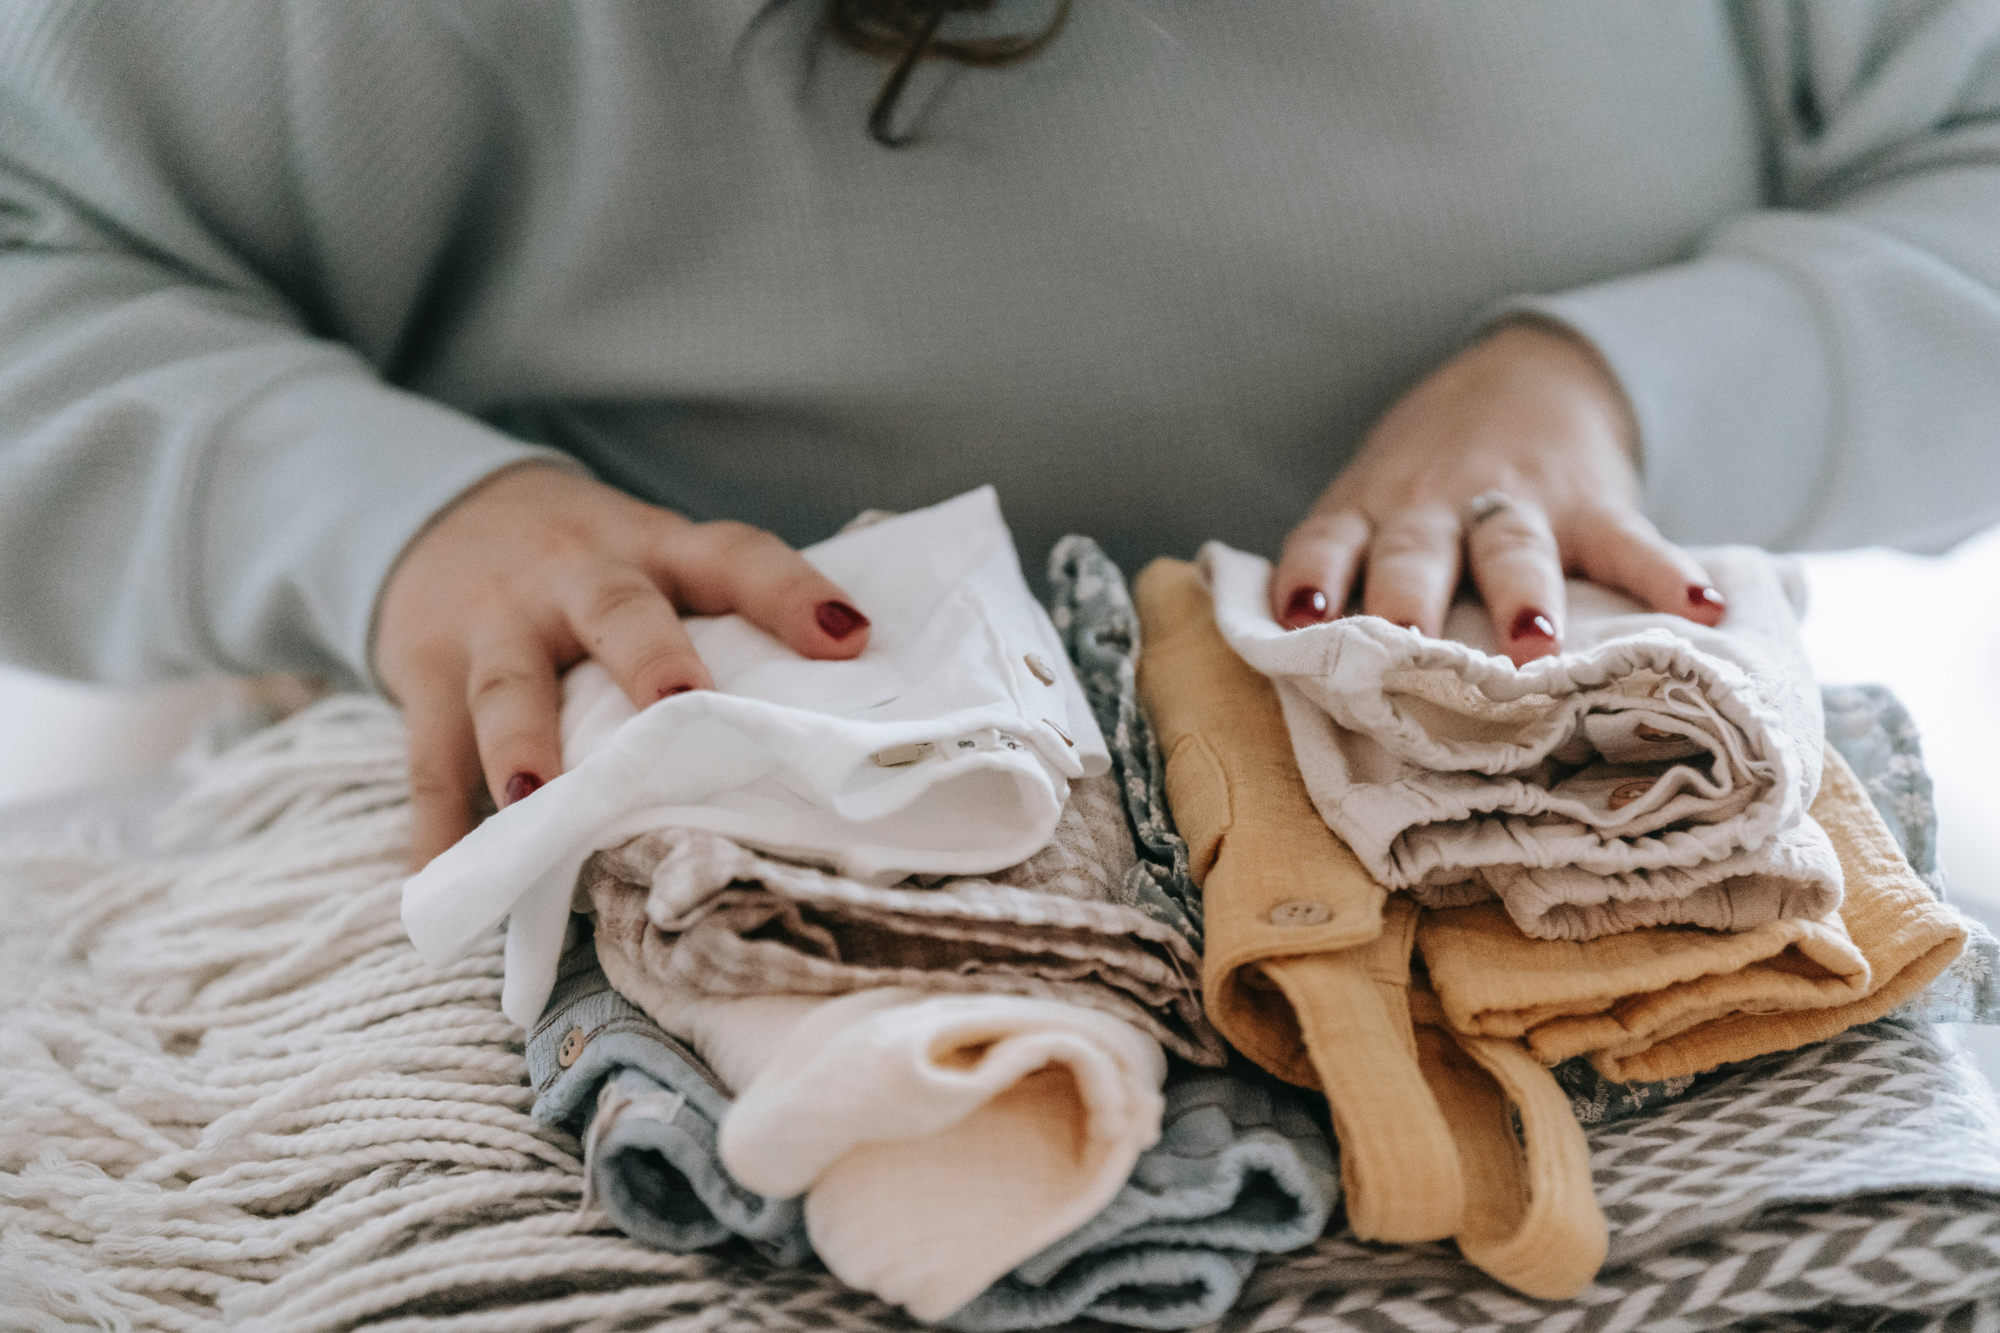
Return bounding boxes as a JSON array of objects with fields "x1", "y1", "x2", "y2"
[{"x1": 1464, "y1": 489, "x2": 1513, "y2": 529}]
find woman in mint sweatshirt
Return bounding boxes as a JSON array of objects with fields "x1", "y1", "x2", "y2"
[{"x1": 1, "y1": 1, "x2": 1996, "y2": 861}]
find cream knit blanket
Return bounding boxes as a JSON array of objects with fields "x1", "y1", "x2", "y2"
[{"x1": 0, "y1": 696, "x2": 911, "y2": 1332}]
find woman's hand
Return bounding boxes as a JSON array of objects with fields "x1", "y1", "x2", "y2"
[
  {"x1": 374, "y1": 464, "x2": 872, "y2": 868},
  {"x1": 1271, "y1": 321, "x2": 1725, "y2": 664}
]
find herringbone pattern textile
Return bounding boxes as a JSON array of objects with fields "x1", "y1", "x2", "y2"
[{"x1": 1231, "y1": 1018, "x2": 2000, "y2": 1332}]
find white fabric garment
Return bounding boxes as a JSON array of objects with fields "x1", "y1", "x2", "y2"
[
  {"x1": 403, "y1": 487, "x2": 1111, "y2": 1025},
  {"x1": 634, "y1": 982, "x2": 1166, "y2": 1323},
  {"x1": 1204, "y1": 542, "x2": 1841, "y2": 940}
]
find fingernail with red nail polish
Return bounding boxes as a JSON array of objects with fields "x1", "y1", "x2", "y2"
[
  {"x1": 1688, "y1": 584, "x2": 1726, "y2": 613},
  {"x1": 1283, "y1": 587, "x2": 1330, "y2": 627},
  {"x1": 1396, "y1": 621, "x2": 1422, "y2": 634},
  {"x1": 1511, "y1": 608, "x2": 1557, "y2": 642},
  {"x1": 816, "y1": 600, "x2": 870, "y2": 640},
  {"x1": 658, "y1": 684, "x2": 694, "y2": 701},
  {"x1": 503, "y1": 772, "x2": 542, "y2": 807}
]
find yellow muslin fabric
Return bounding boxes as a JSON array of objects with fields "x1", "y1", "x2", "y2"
[
  {"x1": 1420, "y1": 746, "x2": 1966, "y2": 1084},
  {"x1": 1569, "y1": 745, "x2": 1965, "y2": 1083},
  {"x1": 1418, "y1": 889, "x2": 1873, "y2": 1072},
  {"x1": 1134, "y1": 558, "x2": 1606, "y2": 1299}
]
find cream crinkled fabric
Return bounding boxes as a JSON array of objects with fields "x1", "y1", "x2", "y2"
[
  {"x1": 1203, "y1": 542, "x2": 1839, "y2": 940},
  {"x1": 583, "y1": 963, "x2": 1167, "y2": 1325},
  {"x1": 403, "y1": 487, "x2": 1109, "y2": 1025}
]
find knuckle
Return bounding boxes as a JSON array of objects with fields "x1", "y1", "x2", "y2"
[
  {"x1": 1288, "y1": 510, "x2": 1369, "y2": 554},
  {"x1": 695, "y1": 519, "x2": 785, "y2": 567},
  {"x1": 576, "y1": 570, "x2": 663, "y2": 630},
  {"x1": 464, "y1": 661, "x2": 544, "y2": 711},
  {"x1": 1476, "y1": 521, "x2": 1550, "y2": 563},
  {"x1": 1371, "y1": 524, "x2": 1443, "y2": 562},
  {"x1": 763, "y1": 562, "x2": 830, "y2": 611},
  {"x1": 405, "y1": 764, "x2": 464, "y2": 805},
  {"x1": 626, "y1": 646, "x2": 704, "y2": 693}
]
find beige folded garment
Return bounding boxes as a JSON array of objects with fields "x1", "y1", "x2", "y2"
[
  {"x1": 1204, "y1": 542, "x2": 1842, "y2": 941},
  {"x1": 581, "y1": 777, "x2": 1225, "y2": 1065}
]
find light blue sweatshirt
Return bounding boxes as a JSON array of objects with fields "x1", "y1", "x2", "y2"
[{"x1": 0, "y1": 1, "x2": 1996, "y2": 689}]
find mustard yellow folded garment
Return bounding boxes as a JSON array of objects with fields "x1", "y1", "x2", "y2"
[
  {"x1": 1134, "y1": 558, "x2": 1606, "y2": 1299},
  {"x1": 1584, "y1": 745, "x2": 1965, "y2": 1083},
  {"x1": 1418, "y1": 742, "x2": 1964, "y2": 1086},
  {"x1": 1418, "y1": 885, "x2": 1872, "y2": 1071}
]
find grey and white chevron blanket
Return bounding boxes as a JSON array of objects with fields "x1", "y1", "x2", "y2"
[{"x1": 1, "y1": 543, "x2": 1996, "y2": 1332}]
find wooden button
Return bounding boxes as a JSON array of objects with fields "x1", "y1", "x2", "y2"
[
  {"x1": 1024, "y1": 653, "x2": 1057, "y2": 686},
  {"x1": 1268, "y1": 900, "x2": 1332, "y2": 927},
  {"x1": 557, "y1": 1026, "x2": 588, "y2": 1068},
  {"x1": 1609, "y1": 780, "x2": 1654, "y2": 810}
]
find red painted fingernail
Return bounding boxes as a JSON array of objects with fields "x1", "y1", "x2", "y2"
[
  {"x1": 1283, "y1": 587, "x2": 1330, "y2": 627},
  {"x1": 502, "y1": 772, "x2": 542, "y2": 807},
  {"x1": 815, "y1": 600, "x2": 869, "y2": 640},
  {"x1": 1688, "y1": 584, "x2": 1726, "y2": 613},
  {"x1": 1511, "y1": 608, "x2": 1558, "y2": 642},
  {"x1": 657, "y1": 684, "x2": 695, "y2": 701}
]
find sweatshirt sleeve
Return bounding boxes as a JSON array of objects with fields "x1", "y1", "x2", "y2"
[
  {"x1": 1500, "y1": 0, "x2": 2000, "y2": 555},
  {"x1": 0, "y1": 2, "x2": 571, "y2": 690}
]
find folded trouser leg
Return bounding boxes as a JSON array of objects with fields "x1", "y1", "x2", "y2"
[
  {"x1": 1409, "y1": 988, "x2": 1607, "y2": 1300},
  {"x1": 1258, "y1": 900, "x2": 1463, "y2": 1244},
  {"x1": 1135, "y1": 558, "x2": 1462, "y2": 1244}
]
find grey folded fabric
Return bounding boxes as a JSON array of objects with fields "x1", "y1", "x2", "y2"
[
  {"x1": 944, "y1": 1069, "x2": 1337, "y2": 1331},
  {"x1": 526, "y1": 937, "x2": 809, "y2": 1267}
]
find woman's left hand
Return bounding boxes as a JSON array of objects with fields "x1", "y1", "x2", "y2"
[{"x1": 1270, "y1": 320, "x2": 1727, "y2": 665}]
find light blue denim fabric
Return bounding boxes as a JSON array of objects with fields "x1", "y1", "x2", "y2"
[
  {"x1": 527, "y1": 937, "x2": 810, "y2": 1267},
  {"x1": 942, "y1": 1068, "x2": 1337, "y2": 1331}
]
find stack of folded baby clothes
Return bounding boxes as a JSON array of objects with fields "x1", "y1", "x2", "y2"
[
  {"x1": 403, "y1": 492, "x2": 1336, "y2": 1330},
  {"x1": 1132, "y1": 546, "x2": 1972, "y2": 1300}
]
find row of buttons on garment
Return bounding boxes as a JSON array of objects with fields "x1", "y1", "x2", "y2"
[
  {"x1": 871, "y1": 729, "x2": 1029, "y2": 768},
  {"x1": 869, "y1": 653, "x2": 1070, "y2": 768}
]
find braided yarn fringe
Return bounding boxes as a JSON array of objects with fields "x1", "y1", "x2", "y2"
[{"x1": 0, "y1": 696, "x2": 914, "y2": 1333}]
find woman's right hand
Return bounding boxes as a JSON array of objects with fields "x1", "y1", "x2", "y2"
[{"x1": 373, "y1": 464, "x2": 872, "y2": 868}]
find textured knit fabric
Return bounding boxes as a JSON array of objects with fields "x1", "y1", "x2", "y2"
[
  {"x1": 1133, "y1": 558, "x2": 1607, "y2": 1301},
  {"x1": 581, "y1": 813, "x2": 1225, "y2": 1065},
  {"x1": 943, "y1": 1070, "x2": 1337, "y2": 1332},
  {"x1": 526, "y1": 937, "x2": 810, "y2": 1266},
  {"x1": 1207, "y1": 542, "x2": 1837, "y2": 941},
  {"x1": 536, "y1": 938, "x2": 1332, "y2": 1333},
  {"x1": 402, "y1": 488, "x2": 1111, "y2": 1026},
  {"x1": 1418, "y1": 896, "x2": 1871, "y2": 1069},
  {"x1": 590, "y1": 976, "x2": 1169, "y2": 1325},
  {"x1": 3, "y1": 3, "x2": 1999, "y2": 691}
]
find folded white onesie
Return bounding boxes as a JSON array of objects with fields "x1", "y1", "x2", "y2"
[
  {"x1": 403, "y1": 487, "x2": 1111, "y2": 1025},
  {"x1": 609, "y1": 978, "x2": 1167, "y2": 1324},
  {"x1": 1203, "y1": 543, "x2": 1840, "y2": 941}
]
